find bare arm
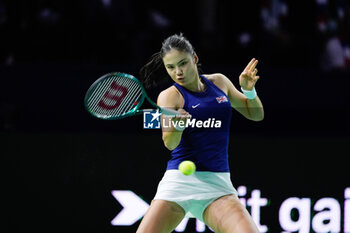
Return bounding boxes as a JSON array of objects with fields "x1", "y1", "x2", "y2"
[
  {"x1": 157, "y1": 87, "x2": 191, "y2": 150},
  {"x1": 208, "y1": 58, "x2": 264, "y2": 121},
  {"x1": 227, "y1": 81, "x2": 264, "y2": 122},
  {"x1": 236, "y1": 58, "x2": 264, "y2": 121}
]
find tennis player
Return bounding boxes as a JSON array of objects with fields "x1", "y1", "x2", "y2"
[{"x1": 137, "y1": 33, "x2": 264, "y2": 233}]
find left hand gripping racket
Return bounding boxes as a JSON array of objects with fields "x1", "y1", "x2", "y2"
[{"x1": 84, "y1": 72, "x2": 179, "y2": 120}]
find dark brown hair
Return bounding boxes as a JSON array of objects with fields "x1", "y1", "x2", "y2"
[{"x1": 140, "y1": 33, "x2": 196, "y2": 88}]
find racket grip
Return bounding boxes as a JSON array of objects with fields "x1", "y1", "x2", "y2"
[{"x1": 160, "y1": 107, "x2": 180, "y2": 117}]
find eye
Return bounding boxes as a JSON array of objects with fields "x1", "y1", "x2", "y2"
[
  {"x1": 166, "y1": 65, "x2": 174, "y2": 69},
  {"x1": 179, "y1": 61, "x2": 187, "y2": 66}
]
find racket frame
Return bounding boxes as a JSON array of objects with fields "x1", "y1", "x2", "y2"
[{"x1": 84, "y1": 72, "x2": 177, "y2": 120}]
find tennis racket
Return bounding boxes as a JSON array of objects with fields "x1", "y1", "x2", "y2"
[{"x1": 84, "y1": 72, "x2": 179, "y2": 120}]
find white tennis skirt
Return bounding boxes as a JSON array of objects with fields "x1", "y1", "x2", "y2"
[{"x1": 153, "y1": 169, "x2": 238, "y2": 222}]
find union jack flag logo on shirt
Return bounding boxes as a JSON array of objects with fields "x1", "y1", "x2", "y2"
[{"x1": 216, "y1": 96, "x2": 228, "y2": 103}]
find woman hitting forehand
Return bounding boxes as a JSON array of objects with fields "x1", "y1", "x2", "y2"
[{"x1": 137, "y1": 33, "x2": 264, "y2": 233}]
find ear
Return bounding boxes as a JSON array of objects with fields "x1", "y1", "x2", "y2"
[{"x1": 193, "y1": 52, "x2": 199, "y2": 64}]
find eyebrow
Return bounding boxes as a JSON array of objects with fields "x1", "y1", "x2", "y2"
[{"x1": 165, "y1": 58, "x2": 187, "y2": 66}]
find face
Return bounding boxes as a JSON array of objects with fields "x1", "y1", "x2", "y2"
[{"x1": 162, "y1": 49, "x2": 198, "y2": 86}]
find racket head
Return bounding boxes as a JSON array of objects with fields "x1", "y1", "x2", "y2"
[{"x1": 84, "y1": 72, "x2": 146, "y2": 120}]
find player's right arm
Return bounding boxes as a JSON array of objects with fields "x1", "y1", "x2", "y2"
[{"x1": 157, "y1": 86, "x2": 190, "y2": 150}]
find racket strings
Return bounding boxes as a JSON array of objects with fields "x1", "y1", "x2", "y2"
[
  {"x1": 99, "y1": 76, "x2": 129, "y2": 116},
  {"x1": 87, "y1": 75, "x2": 143, "y2": 118},
  {"x1": 100, "y1": 77, "x2": 141, "y2": 115},
  {"x1": 111, "y1": 78, "x2": 142, "y2": 116},
  {"x1": 88, "y1": 77, "x2": 117, "y2": 113}
]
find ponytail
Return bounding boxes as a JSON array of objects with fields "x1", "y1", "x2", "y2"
[{"x1": 140, "y1": 52, "x2": 168, "y2": 89}]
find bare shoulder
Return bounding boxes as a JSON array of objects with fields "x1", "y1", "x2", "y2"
[
  {"x1": 202, "y1": 73, "x2": 231, "y2": 94},
  {"x1": 203, "y1": 73, "x2": 226, "y2": 81},
  {"x1": 158, "y1": 85, "x2": 182, "y2": 99},
  {"x1": 157, "y1": 85, "x2": 184, "y2": 108}
]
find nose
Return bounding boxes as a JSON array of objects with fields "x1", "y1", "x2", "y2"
[{"x1": 175, "y1": 66, "x2": 183, "y2": 75}]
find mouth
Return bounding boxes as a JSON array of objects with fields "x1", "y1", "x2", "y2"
[{"x1": 177, "y1": 76, "x2": 184, "y2": 81}]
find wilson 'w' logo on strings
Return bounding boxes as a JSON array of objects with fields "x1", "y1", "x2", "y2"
[{"x1": 98, "y1": 81, "x2": 128, "y2": 110}]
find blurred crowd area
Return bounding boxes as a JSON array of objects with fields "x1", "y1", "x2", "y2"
[{"x1": 0, "y1": 0, "x2": 350, "y2": 71}]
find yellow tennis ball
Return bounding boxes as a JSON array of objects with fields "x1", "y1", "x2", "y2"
[{"x1": 178, "y1": 160, "x2": 196, "y2": 175}]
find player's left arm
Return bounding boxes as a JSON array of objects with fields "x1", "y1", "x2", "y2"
[{"x1": 212, "y1": 59, "x2": 264, "y2": 121}]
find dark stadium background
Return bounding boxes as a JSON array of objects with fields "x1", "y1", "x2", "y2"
[{"x1": 2, "y1": 1, "x2": 349, "y2": 232}]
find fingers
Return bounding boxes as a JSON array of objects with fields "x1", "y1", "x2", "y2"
[
  {"x1": 252, "y1": 68, "x2": 258, "y2": 77},
  {"x1": 244, "y1": 59, "x2": 254, "y2": 71},
  {"x1": 249, "y1": 59, "x2": 258, "y2": 73},
  {"x1": 175, "y1": 108, "x2": 192, "y2": 120},
  {"x1": 241, "y1": 67, "x2": 258, "y2": 80},
  {"x1": 245, "y1": 58, "x2": 259, "y2": 73},
  {"x1": 240, "y1": 59, "x2": 261, "y2": 90}
]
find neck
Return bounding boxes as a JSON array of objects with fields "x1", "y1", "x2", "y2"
[{"x1": 186, "y1": 74, "x2": 205, "y2": 93}]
